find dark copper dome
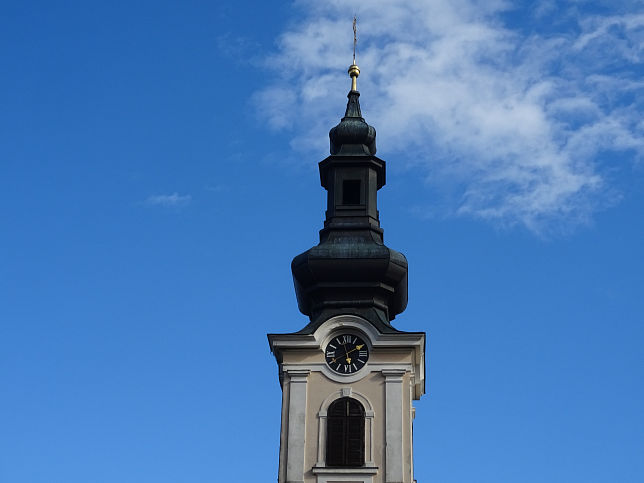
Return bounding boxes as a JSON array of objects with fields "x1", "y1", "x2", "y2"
[{"x1": 291, "y1": 65, "x2": 408, "y2": 334}]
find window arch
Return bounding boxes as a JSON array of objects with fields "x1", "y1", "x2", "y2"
[{"x1": 326, "y1": 397, "x2": 365, "y2": 467}]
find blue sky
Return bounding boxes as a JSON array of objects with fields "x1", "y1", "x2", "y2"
[{"x1": 1, "y1": 1, "x2": 643, "y2": 482}]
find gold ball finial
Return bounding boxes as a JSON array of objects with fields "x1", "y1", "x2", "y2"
[{"x1": 348, "y1": 63, "x2": 360, "y2": 91}]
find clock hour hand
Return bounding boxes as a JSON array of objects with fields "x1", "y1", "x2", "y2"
[{"x1": 345, "y1": 344, "x2": 364, "y2": 357}]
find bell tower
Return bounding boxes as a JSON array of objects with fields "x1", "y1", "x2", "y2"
[{"x1": 268, "y1": 53, "x2": 426, "y2": 483}]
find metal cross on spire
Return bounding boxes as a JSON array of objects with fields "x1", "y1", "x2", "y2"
[
  {"x1": 348, "y1": 16, "x2": 360, "y2": 91},
  {"x1": 353, "y1": 16, "x2": 357, "y2": 64}
]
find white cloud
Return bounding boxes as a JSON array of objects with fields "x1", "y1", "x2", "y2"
[
  {"x1": 144, "y1": 193, "x2": 192, "y2": 208},
  {"x1": 255, "y1": 0, "x2": 644, "y2": 234}
]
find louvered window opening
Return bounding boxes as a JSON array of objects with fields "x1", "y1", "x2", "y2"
[
  {"x1": 342, "y1": 179, "x2": 361, "y2": 205},
  {"x1": 326, "y1": 397, "x2": 365, "y2": 467}
]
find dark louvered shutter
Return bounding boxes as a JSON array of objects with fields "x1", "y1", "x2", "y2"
[
  {"x1": 326, "y1": 397, "x2": 365, "y2": 467},
  {"x1": 346, "y1": 402, "x2": 365, "y2": 466},
  {"x1": 326, "y1": 412, "x2": 346, "y2": 465}
]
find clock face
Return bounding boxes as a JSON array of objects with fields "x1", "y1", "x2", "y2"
[{"x1": 324, "y1": 334, "x2": 369, "y2": 374}]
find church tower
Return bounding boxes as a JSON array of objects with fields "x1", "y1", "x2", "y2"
[{"x1": 268, "y1": 57, "x2": 426, "y2": 483}]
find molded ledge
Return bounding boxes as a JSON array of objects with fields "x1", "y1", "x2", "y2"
[{"x1": 312, "y1": 467, "x2": 378, "y2": 474}]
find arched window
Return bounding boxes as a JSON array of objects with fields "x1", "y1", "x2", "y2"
[{"x1": 326, "y1": 397, "x2": 365, "y2": 467}]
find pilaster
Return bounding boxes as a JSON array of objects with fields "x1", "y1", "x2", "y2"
[
  {"x1": 285, "y1": 369, "x2": 310, "y2": 483},
  {"x1": 383, "y1": 369, "x2": 406, "y2": 483}
]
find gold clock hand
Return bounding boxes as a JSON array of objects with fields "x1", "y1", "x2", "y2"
[
  {"x1": 342, "y1": 341, "x2": 351, "y2": 364},
  {"x1": 344, "y1": 344, "x2": 365, "y2": 357}
]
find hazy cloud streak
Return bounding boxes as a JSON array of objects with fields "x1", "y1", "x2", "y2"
[{"x1": 144, "y1": 193, "x2": 192, "y2": 208}]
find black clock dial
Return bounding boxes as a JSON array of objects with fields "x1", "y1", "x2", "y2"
[{"x1": 324, "y1": 334, "x2": 369, "y2": 374}]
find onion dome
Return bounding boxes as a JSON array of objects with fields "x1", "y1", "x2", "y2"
[{"x1": 329, "y1": 64, "x2": 377, "y2": 156}]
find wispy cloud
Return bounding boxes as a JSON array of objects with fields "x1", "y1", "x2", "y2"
[
  {"x1": 255, "y1": 0, "x2": 644, "y2": 234},
  {"x1": 144, "y1": 192, "x2": 192, "y2": 208}
]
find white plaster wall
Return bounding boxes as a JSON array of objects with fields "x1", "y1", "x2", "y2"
[
  {"x1": 273, "y1": 315, "x2": 424, "y2": 483},
  {"x1": 278, "y1": 350, "x2": 416, "y2": 483}
]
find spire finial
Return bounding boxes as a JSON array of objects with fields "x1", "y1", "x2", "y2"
[{"x1": 348, "y1": 16, "x2": 360, "y2": 92}]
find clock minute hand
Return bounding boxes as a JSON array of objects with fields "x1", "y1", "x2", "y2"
[{"x1": 341, "y1": 341, "x2": 352, "y2": 364}]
